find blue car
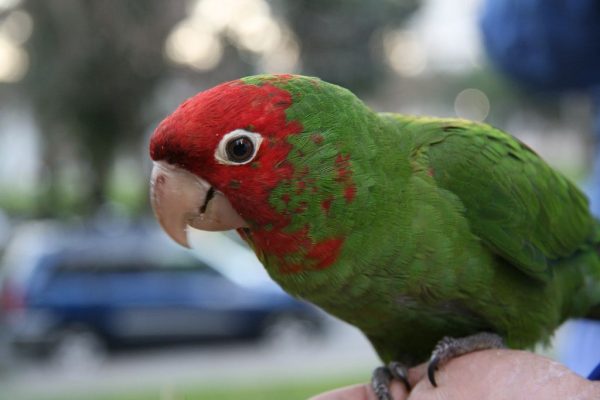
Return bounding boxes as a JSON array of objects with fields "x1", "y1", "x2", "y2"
[{"x1": 0, "y1": 222, "x2": 323, "y2": 359}]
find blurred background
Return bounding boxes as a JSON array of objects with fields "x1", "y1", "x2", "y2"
[{"x1": 0, "y1": 0, "x2": 599, "y2": 399}]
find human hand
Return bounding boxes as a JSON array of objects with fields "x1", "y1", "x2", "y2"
[{"x1": 309, "y1": 349, "x2": 600, "y2": 400}]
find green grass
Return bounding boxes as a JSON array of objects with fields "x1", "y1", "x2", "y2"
[{"x1": 39, "y1": 374, "x2": 367, "y2": 400}]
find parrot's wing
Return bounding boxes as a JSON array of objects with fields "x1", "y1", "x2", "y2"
[{"x1": 420, "y1": 119, "x2": 594, "y2": 282}]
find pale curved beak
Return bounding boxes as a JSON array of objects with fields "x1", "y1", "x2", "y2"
[{"x1": 150, "y1": 161, "x2": 248, "y2": 247}]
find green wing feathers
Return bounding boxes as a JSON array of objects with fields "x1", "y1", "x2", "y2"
[{"x1": 403, "y1": 117, "x2": 596, "y2": 282}]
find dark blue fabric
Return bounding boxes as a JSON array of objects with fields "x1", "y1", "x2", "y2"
[
  {"x1": 480, "y1": 0, "x2": 600, "y2": 91},
  {"x1": 589, "y1": 363, "x2": 600, "y2": 380}
]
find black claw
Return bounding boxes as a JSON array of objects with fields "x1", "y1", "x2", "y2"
[
  {"x1": 388, "y1": 361, "x2": 411, "y2": 391},
  {"x1": 396, "y1": 375, "x2": 411, "y2": 391},
  {"x1": 427, "y1": 357, "x2": 439, "y2": 387}
]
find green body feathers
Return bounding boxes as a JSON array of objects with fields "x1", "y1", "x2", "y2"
[{"x1": 235, "y1": 75, "x2": 600, "y2": 365}]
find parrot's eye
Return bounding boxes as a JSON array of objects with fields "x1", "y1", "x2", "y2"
[
  {"x1": 227, "y1": 137, "x2": 253, "y2": 162},
  {"x1": 215, "y1": 129, "x2": 263, "y2": 165}
]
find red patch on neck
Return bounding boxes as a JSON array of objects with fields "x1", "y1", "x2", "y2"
[
  {"x1": 335, "y1": 153, "x2": 357, "y2": 203},
  {"x1": 321, "y1": 197, "x2": 333, "y2": 213},
  {"x1": 344, "y1": 186, "x2": 357, "y2": 202},
  {"x1": 248, "y1": 226, "x2": 344, "y2": 275},
  {"x1": 307, "y1": 238, "x2": 344, "y2": 269}
]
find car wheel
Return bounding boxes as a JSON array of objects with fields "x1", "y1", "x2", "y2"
[{"x1": 51, "y1": 326, "x2": 106, "y2": 371}]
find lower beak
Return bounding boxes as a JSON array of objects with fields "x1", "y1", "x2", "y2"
[{"x1": 150, "y1": 161, "x2": 248, "y2": 247}]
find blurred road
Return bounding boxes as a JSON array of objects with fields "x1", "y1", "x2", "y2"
[{"x1": 0, "y1": 317, "x2": 378, "y2": 400}]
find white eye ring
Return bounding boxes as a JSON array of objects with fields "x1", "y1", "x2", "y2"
[{"x1": 215, "y1": 129, "x2": 263, "y2": 165}]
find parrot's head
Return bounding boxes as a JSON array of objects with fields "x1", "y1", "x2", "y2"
[{"x1": 150, "y1": 74, "x2": 376, "y2": 275}]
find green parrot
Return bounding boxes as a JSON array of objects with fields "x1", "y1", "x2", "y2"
[{"x1": 149, "y1": 74, "x2": 600, "y2": 399}]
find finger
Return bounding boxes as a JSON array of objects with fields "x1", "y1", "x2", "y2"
[
  {"x1": 387, "y1": 380, "x2": 409, "y2": 400},
  {"x1": 407, "y1": 362, "x2": 428, "y2": 388}
]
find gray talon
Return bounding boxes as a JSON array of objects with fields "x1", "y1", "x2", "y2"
[
  {"x1": 371, "y1": 361, "x2": 411, "y2": 400},
  {"x1": 372, "y1": 366, "x2": 392, "y2": 400},
  {"x1": 427, "y1": 332, "x2": 504, "y2": 387}
]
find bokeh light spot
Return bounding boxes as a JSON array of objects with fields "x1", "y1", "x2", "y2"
[
  {"x1": 454, "y1": 88, "x2": 490, "y2": 121},
  {"x1": 0, "y1": 10, "x2": 33, "y2": 45},
  {"x1": 383, "y1": 29, "x2": 427, "y2": 77},
  {"x1": 0, "y1": 36, "x2": 28, "y2": 82},
  {"x1": 165, "y1": 22, "x2": 223, "y2": 71}
]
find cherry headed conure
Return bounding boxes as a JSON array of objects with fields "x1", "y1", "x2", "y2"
[{"x1": 149, "y1": 74, "x2": 600, "y2": 400}]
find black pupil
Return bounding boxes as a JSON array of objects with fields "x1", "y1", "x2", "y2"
[{"x1": 226, "y1": 136, "x2": 254, "y2": 162}]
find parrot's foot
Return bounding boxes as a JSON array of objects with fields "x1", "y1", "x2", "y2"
[
  {"x1": 427, "y1": 332, "x2": 504, "y2": 387},
  {"x1": 371, "y1": 361, "x2": 410, "y2": 400}
]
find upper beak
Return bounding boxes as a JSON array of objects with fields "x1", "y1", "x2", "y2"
[{"x1": 150, "y1": 161, "x2": 248, "y2": 247}]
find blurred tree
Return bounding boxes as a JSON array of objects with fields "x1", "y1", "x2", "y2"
[
  {"x1": 275, "y1": 0, "x2": 419, "y2": 93},
  {"x1": 20, "y1": 0, "x2": 185, "y2": 216}
]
